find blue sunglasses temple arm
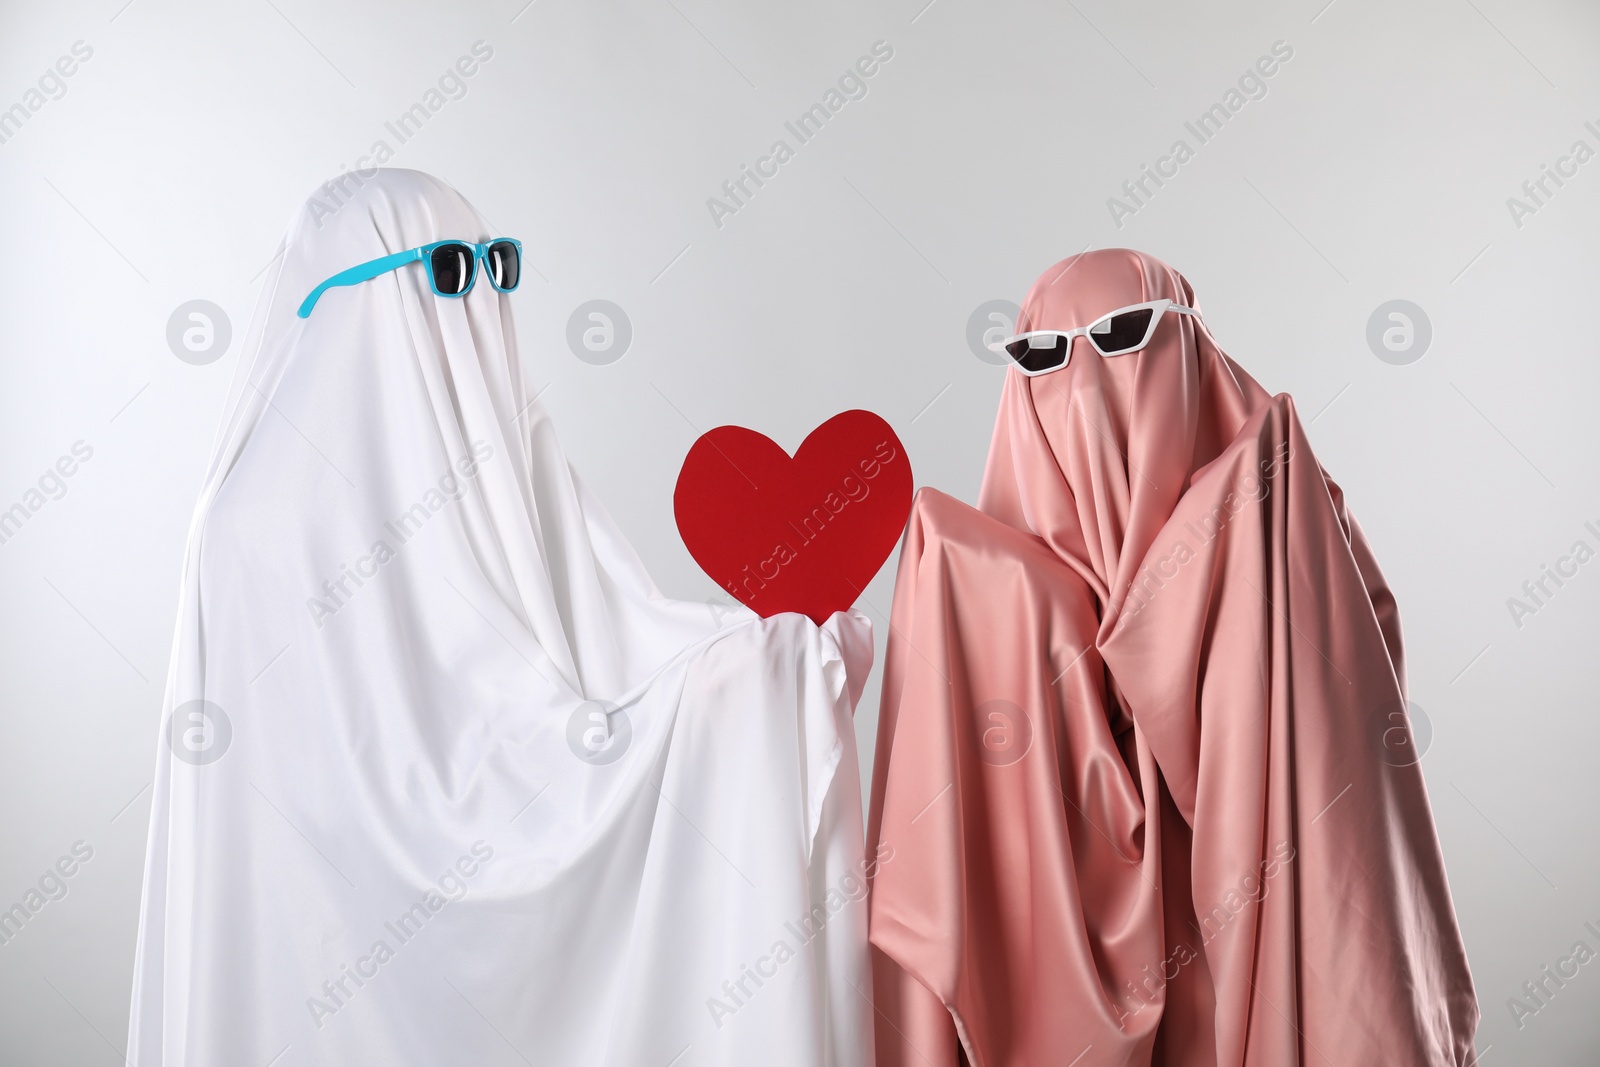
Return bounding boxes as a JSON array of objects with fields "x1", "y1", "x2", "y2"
[{"x1": 296, "y1": 248, "x2": 423, "y2": 319}]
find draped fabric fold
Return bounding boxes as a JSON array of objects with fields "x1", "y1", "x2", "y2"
[
  {"x1": 866, "y1": 249, "x2": 1477, "y2": 1066},
  {"x1": 127, "y1": 170, "x2": 876, "y2": 1067}
]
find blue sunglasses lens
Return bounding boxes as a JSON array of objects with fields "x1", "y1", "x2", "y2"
[
  {"x1": 429, "y1": 243, "x2": 474, "y2": 295},
  {"x1": 487, "y1": 241, "x2": 520, "y2": 291}
]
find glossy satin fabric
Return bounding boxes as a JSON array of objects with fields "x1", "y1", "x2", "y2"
[
  {"x1": 866, "y1": 249, "x2": 1477, "y2": 1066},
  {"x1": 127, "y1": 170, "x2": 876, "y2": 1067}
]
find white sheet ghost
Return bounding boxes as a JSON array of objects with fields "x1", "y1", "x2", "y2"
[{"x1": 126, "y1": 169, "x2": 877, "y2": 1067}]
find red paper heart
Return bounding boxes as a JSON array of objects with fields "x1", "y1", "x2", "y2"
[{"x1": 674, "y1": 410, "x2": 913, "y2": 624}]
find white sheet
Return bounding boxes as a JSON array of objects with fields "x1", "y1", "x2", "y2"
[{"x1": 127, "y1": 169, "x2": 876, "y2": 1067}]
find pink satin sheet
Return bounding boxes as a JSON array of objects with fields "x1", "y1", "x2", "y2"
[{"x1": 866, "y1": 249, "x2": 1478, "y2": 1066}]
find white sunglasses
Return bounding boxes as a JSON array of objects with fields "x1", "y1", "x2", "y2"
[{"x1": 987, "y1": 298, "x2": 1201, "y2": 376}]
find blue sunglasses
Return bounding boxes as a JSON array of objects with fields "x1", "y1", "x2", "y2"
[{"x1": 298, "y1": 238, "x2": 523, "y2": 318}]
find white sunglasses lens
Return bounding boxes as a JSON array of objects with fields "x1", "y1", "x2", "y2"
[
  {"x1": 1005, "y1": 335, "x2": 1071, "y2": 374},
  {"x1": 1090, "y1": 308, "x2": 1155, "y2": 354}
]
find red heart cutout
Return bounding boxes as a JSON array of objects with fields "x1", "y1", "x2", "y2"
[{"x1": 674, "y1": 410, "x2": 913, "y2": 624}]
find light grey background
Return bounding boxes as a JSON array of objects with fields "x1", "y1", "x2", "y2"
[{"x1": 2, "y1": 0, "x2": 1597, "y2": 1062}]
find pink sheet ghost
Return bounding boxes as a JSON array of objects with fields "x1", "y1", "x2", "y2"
[{"x1": 865, "y1": 249, "x2": 1478, "y2": 1066}]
